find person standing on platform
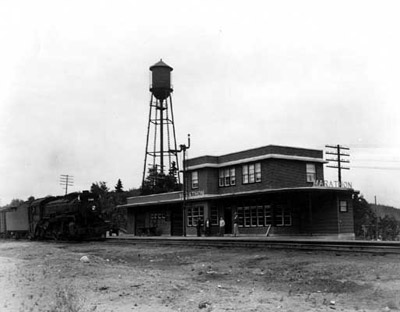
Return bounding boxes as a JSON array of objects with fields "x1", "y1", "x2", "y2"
[
  {"x1": 196, "y1": 218, "x2": 203, "y2": 237},
  {"x1": 233, "y1": 212, "x2": 239, "y2": 237},
  {"x1": 205, "y1": 218, "x2": 211, "y2": 236},
  {"x1": 219, "y1": 217, "x2": 225, "y2": 237}
]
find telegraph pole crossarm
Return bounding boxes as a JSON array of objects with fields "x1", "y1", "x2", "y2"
[
  {"x1": 325, "y1": 144, "x2": 351, "y2": 185},
  {"x1": 60, "y1": 174, "x2": 74, "y2": 195}
]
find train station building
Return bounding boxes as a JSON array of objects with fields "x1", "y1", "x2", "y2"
[{"x1": 121, "y1": 145, "x2": 357, "y2": 239}]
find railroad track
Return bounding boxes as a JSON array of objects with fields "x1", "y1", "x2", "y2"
[{"x1": 105, "y1": 236, "x2": 400, "y2": 254}]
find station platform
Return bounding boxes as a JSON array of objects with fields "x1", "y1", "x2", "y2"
[
  {"x1": 105, "y1": 232, "x2": 400, "y2": 254},
  {"x1": 107, "y1": 232, "x2": 357, "y2": 243}
]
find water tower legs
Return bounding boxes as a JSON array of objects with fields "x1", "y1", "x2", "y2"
[{"x1": 142, "y1": 94, "x2": 180, "y2": 188}]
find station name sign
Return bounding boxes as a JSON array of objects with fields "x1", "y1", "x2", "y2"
[
  {"x1": 180, "y1": 190, "x2": 205, "y2": 199},
  {"x1": 313, "y1": 180, "x2": 353, "y2": 189}
]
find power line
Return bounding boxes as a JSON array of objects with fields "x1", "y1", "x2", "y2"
[
  {"x1": 351, "y1": 165, "x2": 400, "y2": 171},
  {"x1": 349, "y1": 143, "x2": 400, "y2": 149},
  {"x1": 353, "y1": 159, "x2": 400, "y2": 163}
]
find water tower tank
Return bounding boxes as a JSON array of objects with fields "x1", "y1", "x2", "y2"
[{"x1": 149, "y1": 59, "x2": 173, "y2": 100}]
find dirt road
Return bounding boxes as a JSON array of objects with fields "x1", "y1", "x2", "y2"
[{"x1": 0, "y1": 239, "x2": 399, "y2": 311}]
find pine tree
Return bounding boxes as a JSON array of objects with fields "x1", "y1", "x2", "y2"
[{"x1": 115, "y1": 179, "x2": 123, "y2": 193}]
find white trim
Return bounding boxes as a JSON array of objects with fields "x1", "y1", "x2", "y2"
[
  {"x1": 127, "y1": 190, "x2": 181, "y2": 200},
  {"x1": 187, "y1": 154, "x2": 327, "y2": 171}
]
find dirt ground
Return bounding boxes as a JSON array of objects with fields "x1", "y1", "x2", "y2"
[{"x1": 0, "y1": 239, "x2": 399, "y2": 312}]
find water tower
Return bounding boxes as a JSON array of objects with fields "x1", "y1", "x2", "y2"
[{"x1": 142, "y1": 59, "x2": 180, "y2": 187}]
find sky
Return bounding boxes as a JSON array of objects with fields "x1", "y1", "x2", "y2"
[{"x1": 1, "y1": 0, "x2": 400, "y2": 207}]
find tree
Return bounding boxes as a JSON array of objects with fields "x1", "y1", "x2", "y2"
[
  {"x1": 125, "y1": 188, "x2": 141, "y2": 197},
  {"x1": 90, "y1": 181, "x2": 109, "y2": 196},
  {"x1": 89, "y1": 181, "x2": 134, "y2": 231},
  {"x1": 28, "y1": 196, "x2": 35, "y2": 202},
  {"x1": 9, "y1": 198, "x2": 24, "y2": 207},
  {"x1": 90, "y1": 182, "x2": 111, "y2": 213},
  {"x1": 141, "y1": 165, "x2": 181, "y2": 195},
  {"x1": 379, "y1": 215, "x2": 400, "y2": 241},
  {"x1": 115, "y1": 179, "x2": 124, "y2": 193},
  {"x1": 353, "y1": 194, "x2": 377, "y2": 239}
]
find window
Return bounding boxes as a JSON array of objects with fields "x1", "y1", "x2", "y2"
[
  {"x1": 264, "y1": 205, "x2": 272, "y2": 225},
  {"x1": 191, "y1": 171, "x2": 198, "y2": 189},
  {"x1": 257, "y1": 206, "x2": 264, "y2": 226},
  {"x1": 230, "y1": 168, "x2": 236, "y2": 185},
  {"x1": 150, "y1": 213, "x2": 165, "y2": 221},
  {"x1": 242, "y1": 165, "x2": 248, "y2": 184},
  {"x1": 244, "y1": 207, "x2": 251, "y2": 227},
  {"x1": 250, "y1": 206, "x2": 258, "y2": 226},
  {"x1": 237, "y1": 207, "x2": 244, "y2": 226},
  {"x1": 242, "y1": 163, "x2": 261, "y2": 184},
  {"x1": 275, "y1": 204, "x2": 292, "y2": 226},
  {"x1": 219, "y1": 170, "x2": 224, "y2": 187},
  {"x1": 255, "y1": 163, "x2": 261, "y2": 182},
  {"x1": 219, "y1": 167, "x2": 236, "y2": 187},
  {"x1": 339, "y1": 200, "x2": 348, "y2": 212},
  {"x1": 224, "y1": 168, "x2": 230, "y2": 186},
  {"x1": 237, "y1": 204, "x2": 271, "y2": 227},
  {"x1": 306, "y1": 164, "x2": 316, "y2": 183},
  {"x1": 249, "y1": 164, "x2": 255, "y2": 183},
  {"x1": 210, "y1": 206, "x2": 219, "y2": 225},
  {"x1": 150, "y1": 213, "x2": 166, "y2": 226},
  {"x1": 187, "y1": 206, "x2": 204, "y2": 226}
]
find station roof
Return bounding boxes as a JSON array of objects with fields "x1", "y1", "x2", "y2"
[
  {"x1": 186, "y1": 144, "x2": 326, "y2": 170},
  {"x1": 119, "y1": 186, "x2": 357, "y2": 209}
]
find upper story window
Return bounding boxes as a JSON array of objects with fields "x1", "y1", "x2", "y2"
[
  {"x1": 306, "y1": 163, "x2": 316, "y2": 183},
  {"x1": 242, "y1": 162, "x2": 261, "y2": 184},
  {"x1": 219, "y1": 167, "x2": 236, "y2": 187},
  {"x1": 191, "y1": 171, "x2": 199, "y2": 189}
]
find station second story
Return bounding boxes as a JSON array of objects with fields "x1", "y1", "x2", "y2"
[{"x1": 185, "y1": 145, "x2": 326, "y2": 195}]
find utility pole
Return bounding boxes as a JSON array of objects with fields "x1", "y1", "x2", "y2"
[
  {"x1": 375, "y1": 195, "x2": 379, "y2": 240},
  {"x1": 325, "y1": 144, "x2": 350, "y2": 186},
  {"x1": 60, "y1": 174, "x2": 74, "y2": 195},
  {"x1": 170, "y1": 134, "x2": 191, "y2": 236}
]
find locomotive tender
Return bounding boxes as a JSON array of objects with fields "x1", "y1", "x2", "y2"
[{"x1": 1, "y1": 191, "x2": 109, "y2": 240}]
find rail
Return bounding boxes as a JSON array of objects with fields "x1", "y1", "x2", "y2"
[{"x1": 105, "y1": 236, "x2": 400, "y2": 254}]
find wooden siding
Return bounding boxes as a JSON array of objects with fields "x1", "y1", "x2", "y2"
[
  {"x1": 311, "y1": 194, "x2": 339, "y2": 234},
  {"x1": 338, "y1": 194, "x2": 355, "y2": 234}
]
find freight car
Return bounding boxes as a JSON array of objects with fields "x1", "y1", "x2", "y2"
[
  {"x1": 0, "y1": 202, "x2": 30, "y2": 239},
  {"x1": 1, "y1": 191, "x2": 108, "y2": 241},
  {"x1": 0, "y1": 207, "x2": 5, "y2": 236}
]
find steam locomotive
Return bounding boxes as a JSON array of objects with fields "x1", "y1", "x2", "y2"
[{"x1": 0, "y1": 191, "x2": 109, "y2": 241}]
